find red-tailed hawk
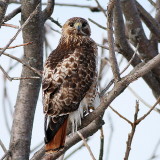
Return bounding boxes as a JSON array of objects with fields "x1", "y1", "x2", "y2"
[{"x1": 43, "y1": 17, "x2": 99, "y2": 153}]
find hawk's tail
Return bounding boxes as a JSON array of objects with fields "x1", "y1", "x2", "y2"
[{"x1": 45, "y1": 115, "x2": 68, "y2": 153}]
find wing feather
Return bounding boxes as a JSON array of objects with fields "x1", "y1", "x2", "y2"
[{"x1": 43, "y1": 47, "x2": 96, "y2": 117}]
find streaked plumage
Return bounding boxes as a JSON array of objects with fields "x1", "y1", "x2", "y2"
[{"x1": 43, "y1": 17, "x2": 99, "y2": 153}]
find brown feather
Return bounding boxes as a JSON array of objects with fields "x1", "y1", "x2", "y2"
[{"x1": 45, "y1": 116, "x2": 68, "y2": 153}]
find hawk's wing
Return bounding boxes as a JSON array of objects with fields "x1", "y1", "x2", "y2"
[{"x1": 42, "y1": 47, "x2": 96, "y2": 117}]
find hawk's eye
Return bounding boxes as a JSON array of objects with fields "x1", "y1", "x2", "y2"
[
  {"x1": 82, "y1": 22, "x2": 87, "y2": 27},
  {"x1": 69, "y1": 23, "x2": 74, "y2": 27}
]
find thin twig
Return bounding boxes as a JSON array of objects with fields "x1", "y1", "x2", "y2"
[
  {"x1": 124, "y1": 101, "x2": 139, "y2": 160},
  {"x1": 7, "y1": 59, "x2": 20, "y2": 72},
  {"x1": 120, "y1": 44, "x2": 139, "y2": 75},
  {"x1": 0, "y1": 139, "x2": 7, "y2": 152},
  {"x1": 128, "y1": 86, "x2": 160, "y2": 113},
  {"x1": 49, "y1": 26, "x2": 61, "y2": 34},
  {"x1": 3, "y1": 77, "x2": 13, "y2": 116},
  {"x1": 97, "y1": 43, "x2": 119, "y2": 52},
  {"x1": 97, "y1": 43, "x2": 109, "y2": 50},
  {"x1": 0, "y1": 3, "x2": 40, "y2": 57},
  {"x1": 148, "y1": 139, "x2": 160, "y2": 160},
  {"x1": 64, "y1": 140, "x2": 89, "y2": 160},
  {"x1": 99, "y1": 79, "x2": 114, "y2": 98},
  {"x1": 100, "y1": 43, "x2": 139, "y2": 97},
  {"x1": 109, "y1": 106, "x2": 132, "y2": 125},
  {"x1": 1, "y1": 23, "x2": 19, "y2": 29},
  {"x1": 124, "y1": 98, "x2": 160, "y2": 160},
  {"x1": 2, "y1": 52, "x2": 42, "y2": 76},
  {"x1": 106, "y1": 114, "x2": 114, "y2": 160},
  {"x1": 48, "y1": 17, "x2": 62, "y2": 28},
  {"x1": 2, "y1": 79, "x2": 11, "y2": 135},
  {"x1": 0, "y1": 139, "x2": 9, "y2": 160},
  {"x1": 0, "y1": 150, "x2": 10, "y2": 160},
  {"x1": 136, "y1": 98, "x2": 160, "y2": 124},
  {"x1": 88, "y1": 18, "x2": 106, "y2": 30},
  {"x1": 77, "y1": 131, "x2": 96, "y2": 160},
  {"x1": 148, "y1": 0, "x2": 156, "y2": 7},
  {"x1": 0, "y1": 65, "x2": 12, "y2": 81},
  {"x1": 95, "y1": 0, "x2": 107, "y2": 17},
  {"x1": 54, "y1": 3, "x2": 104, "y2": 12},
  {"x1": 0, "y1": 42, "x2": 33, "y2": 50},
  {"x1": 0, "y1": 65, "x2": 40, "y2": 81},
  {"x1": 99, "y1": 127, "x2": 104, "y2": 160}
]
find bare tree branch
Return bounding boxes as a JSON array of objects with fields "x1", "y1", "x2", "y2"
[
  {"x1": 31, "y1": 118, "x2": 104, "y2": 160},
  {"x1": 31, "y1": 48, "x2": 160, "y2": 159},
  {"x1": 148, "y1": 0, "x2": 156, "y2": 7},
  {"x1": 148, "y1": 138, "x2": 160, "y2": 160},
  {"x1": 0, "y1": 65, "x2": 40, "y2": 81},
  {"x1": 106, "y1": 114, "x2": 114, "y2": 160},
  {"x1": 95, "y1": 0, "x2": 107, "y2": 17},
  {"x1": 136, "y1": 98, "x2": 160, "y2": 124},
  {"x1": 124, "y1": 101, "x2": 139, "y2": 160},
  {"x1": 120, "y1": 44, "x2": 138, "y2": 75},
  {"x1": 99, "y1": 128, "x2": 104, "y2": 160},
  {"x1": 107, "y1": 0, "x2": 120, "y2": 82},
  {"x1": 100, "y1": 43, "x2": 138, "y2": 97},
  {"x1": 1, "y1": 23, "x2": 19, "y2": 28},
  {"x1": 128, "y1": 86, "x2": 160, "y2": 113},
  {"x1": 3, "y1": 6, "x2": 21, "y2": 22},
  {"x1": 2, "y1": 79, "x2": 11, "y2": 135},
  {"x1": 1, "y1": 1, "x2": 160, "y2": 160},
  {"x1": 7, "y1": 1, "x2": 43, "y2": 159},
  {"x1": 109, "y1": 105, "x2": 132, "y2": 125},
  {"x1": 136, "y1": 1, "x2": 160, "y2": 41},
  {"x1": 0, "y1": 139, "x2": 7, "y2": 152},
  {"x1": 2, "y1": 52, "x2": 42, "y2": 76},
  {"x1": 121, "y1": 0, "x2": 160, "y2": 84},
  {"x1": 64, "y1": 141, "x2": 87, "y2": 160},
  {"x1": 42, "y1": 0, "x2": 55, "y2": 22},
  {"x1": 83, "y1": 49, "x2": 160, "y2": 133},
  {"x1": 9, "y1": 0, "x2": 21, "y2": 4},
  {"x1": 0, "y1": 139, "x2": 9, "y2": 160},
  {"x1": 88, "y1": 18, "x2": 106, "y2": 30},
  {"x1": 77, "y1": 131, "x2": 96, "y2": 160},
  {"x1": 114, "y1": 0, "x2": 160, "y2": 99},
  {"x1": 124, "y1": 98, "x2": 160, "y2": 160},
  {"x1": 0, "y1": 151, "x2": 10, "y2": 160},
  {"x1": 48, "y1": 17, "x2": 62, "y2": 28},
  {"x1": 0, "y1": 3, "x2": 40, "y2": 57},
  {"x1": 0, "y1": 41, "x2": 33, "y2": 49},
  {"x1": 8, "y1": 0, "x2": 155, "y2": 14},
  {"x1": 54, "y1": 3, "x2": 105, "y2": 12},
  {"x1": 0, "y1": 0, "x2": 9, "y2": 26}
]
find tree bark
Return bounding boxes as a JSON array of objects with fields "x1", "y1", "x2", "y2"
[
  {"x1": 8, "y1": 1, "x2": 43, "y2": 160},
  {"x1": 114, "y1": 0, "x2": 160, "y2": 99}
]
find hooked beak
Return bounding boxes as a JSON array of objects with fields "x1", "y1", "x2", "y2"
[{"x1": 74, "y1": 22, "x2": 82, "y2": 32}]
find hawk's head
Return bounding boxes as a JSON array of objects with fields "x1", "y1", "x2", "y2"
[{"x1": 62, "y1": 17, "x2": 91, "y2": 37}]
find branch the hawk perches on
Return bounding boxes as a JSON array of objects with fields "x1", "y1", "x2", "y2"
[{"x1": 43, "y1": 17, "x2": 99, "y2": 153}]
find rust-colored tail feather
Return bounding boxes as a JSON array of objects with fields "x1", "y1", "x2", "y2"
[{"x1": 45, "y1": 115, "x2": 68, "y2": 153}]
